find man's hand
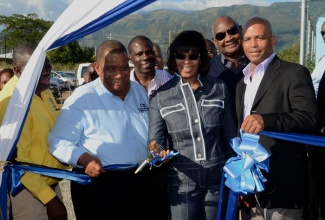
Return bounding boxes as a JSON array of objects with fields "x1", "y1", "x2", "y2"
[
  {"x1": 83, "y1": 71, "x2": 91, "y2": 83},
  {"x1": 46, "y1": 196, "x2": 67, "y2": 220},
  {"x1": 241, "y1": 114, "x2": 264, "y2": 134},
  {"x1": 149, "y1": 140, "x2": 170, "y2": 158},
  {"x1": 77, "y1": 153, "x2": 105, "y2": 177},
  {"x1": 148, "y1": 140, "x2": 171, "y2": 164}
]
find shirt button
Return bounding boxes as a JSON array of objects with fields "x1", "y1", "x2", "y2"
[
  {"x1": 194, "y1": 119, "x2": 199, "y2": 123},
  {"x1": 198, "y1": 153, "x2": 202, "y2": 158},
  {"x1": 197, "y1": 137, "x2": 201, "y2": 141}
]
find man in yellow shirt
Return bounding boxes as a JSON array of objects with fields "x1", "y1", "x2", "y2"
[{"x1": 0, "y1": 42, "x2": 68, "y2": 220}]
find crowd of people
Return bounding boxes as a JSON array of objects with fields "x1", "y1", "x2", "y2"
[{"x1": 1, "y1": 15, "x2": 325, "y2": 220}]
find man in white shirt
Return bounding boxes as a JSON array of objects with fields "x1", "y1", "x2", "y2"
[
  {"x1": 312, "y1": 21, "x2": 325, "y2": 96},
  {"x1": 128, "y1": 35, "x2": 173, "y2": 100},
  {"x1": 128, "y1": 35, "x2": 173, "y2": 220},
  {"x1": 48, "y1": 40, "x2": 153, "y2": 220}
]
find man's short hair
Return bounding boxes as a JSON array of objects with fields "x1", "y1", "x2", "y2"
[
  {"x1": 12, "y1": 42, "x2": 37, "y2": 69},
  {"x1": 96, "y1": 40, "x2": 127, "y2": 65},
  {"x1": 128, "y1": 35, "x2": 153, "y2": 54}
]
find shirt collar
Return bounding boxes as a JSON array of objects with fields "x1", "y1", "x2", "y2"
[
  {"x1": 243, "y1": 52, "x2": 276, "y2": 81},
  {"x1": 221, "y1": 53, "x2": 248, "y2": 70},
  {"x1": 98, "y1": 77, "x2": 132, "y2": 99}
]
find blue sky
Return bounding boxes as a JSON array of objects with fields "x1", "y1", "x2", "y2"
[{"x1": 0, "y1": 0, "x2": 300, "y2": 21}]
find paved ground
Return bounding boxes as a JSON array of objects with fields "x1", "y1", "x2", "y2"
[
  {"x1": 56, "y1": 90, "x2": 76, "y2": 220},
  {"x1": 60, "y1": 179, "x2": 76, "y2": 220}
]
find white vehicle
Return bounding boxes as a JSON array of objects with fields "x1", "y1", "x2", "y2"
[
  {"x1": 51, "y1": 71, "x2": 77, "y2": 89},
  {"x1": 77, "y1": 63, "x2": 91, "y2": 86},
  {"x1": 58, "y1": 70, "x2": 78, "y2": 88},
  {"x1": 51, "y1": 72, "x2": 68, "y2": 89}
]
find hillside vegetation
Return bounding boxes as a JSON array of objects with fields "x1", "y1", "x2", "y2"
[{"x1": 79, "y1": 2, "x2": 302, "y2": 56}]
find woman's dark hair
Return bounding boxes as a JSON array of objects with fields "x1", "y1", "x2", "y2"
[
  {"x1": 167, "y1": 30, "x2": 210, "y2": 75},
  {"x1": 0, "y1": 68, "x2": 14, "y2": 78}
]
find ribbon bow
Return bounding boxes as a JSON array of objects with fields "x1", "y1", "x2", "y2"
[{"x1": 223, "y1": 130, "x2": 271, "y2": 195}]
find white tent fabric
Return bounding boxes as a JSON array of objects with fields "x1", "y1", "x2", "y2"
[{"x1": 0, "y1": 0, "x2": 156, "y2": 216}]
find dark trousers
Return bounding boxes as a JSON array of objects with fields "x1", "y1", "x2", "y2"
[
  {"x1": 71, "y1": 167, "x2": 153, "y2": 220},
  {"x1": 149, "y1": 164, "x2": 170, "y2": 220}
]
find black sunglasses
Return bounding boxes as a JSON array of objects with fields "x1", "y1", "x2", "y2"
[
  {"x1": 215, "y1": 26, "x2": 239, "y2": 41},
  {"x1": 321, "y1": 31, "x2": 325, "y2": 36},
  {"x1": 174, "y1": 53, "x2": 200, "y2": 60}
]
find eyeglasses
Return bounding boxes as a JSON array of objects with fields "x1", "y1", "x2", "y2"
[
  {"x1": 215, "y1": 26, "x2": 239, "y2": 41},
  {"x1": 174, "y1": 52, "x2": 200, "y2": 60},
  {"x1": 321, "y1": 31, "x2": 325, "y2": 36}
]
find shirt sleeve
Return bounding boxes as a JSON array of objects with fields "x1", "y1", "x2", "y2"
[
  {"x1": 312, "y1": 58, "x2": 325, "y2": 97},
  {"x1": 148, "y1": 93, "x2": 169, "y2": 150},
  {"x1": 48, "y1": 97, "x2": 89, "y2": 166},
  {"x1": 16, "y1": 113, "x2": 56, "y2": 205}
]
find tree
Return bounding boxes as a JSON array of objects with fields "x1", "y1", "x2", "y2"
[
  {"x1": 278, "y1": 43, "x2": 315, "y2": 73},
  {"x1": 0, "y1": 13, "x2": 52, "y2": 48},
  {"x1": 47, "y1": 41, "x2": 95, "y2": 64},
  {"x1": 0, "y1": 13, "x2": 95, "y2": 67}
]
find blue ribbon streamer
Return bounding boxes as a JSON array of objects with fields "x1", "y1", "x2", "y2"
[
  {"x1": 260, "y1": 131, "x2": 325, "y2": 147},
  {"x1": 0, "y1": 162, "x2": 138, "y2": 220}
]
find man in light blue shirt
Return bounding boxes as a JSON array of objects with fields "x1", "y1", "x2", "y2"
[
  {"x1": 48, "y1": 40, "x2": 152, "y2": 220},
  {"x1": 312, "y1": 21, "x2": 325, "y2": 96}
]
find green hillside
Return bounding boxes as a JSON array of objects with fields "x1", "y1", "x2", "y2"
[{"x1": 78, "y1": 2, "x2": 302, "y2": 58}]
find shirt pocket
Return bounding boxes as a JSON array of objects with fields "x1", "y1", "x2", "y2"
[
  {"x1": 201, "y1": 99, "x2": 224, "y2": 127},
  {"x1": 160, "y1": 103, "x2": 188, "y2": 132}
]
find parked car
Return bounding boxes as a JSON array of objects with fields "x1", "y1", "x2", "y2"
[
  {"x1": 57, "y1": 70, "x2": 78, "y2": 89},
  {"x1": 76, "y1": 63, "x2": 91, "y2": 86},
  {"x1": 50, "y1": 76, "x2": 66, "y2": 91},
  {"x1": 51, "y1": 71, "x2": 76, "y2": 89},
  {"x1": 49, "y1": 78, "x2": 62, "y2": 99}
]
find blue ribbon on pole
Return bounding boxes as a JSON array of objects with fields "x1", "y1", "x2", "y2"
[
  {"x1": 217, "y1": 130, "x2": 271, "y2": 220},
  {"x1": 217, "y1": 130, "x2": 325, "y2": 220},
  {"x1": 224, "y1": 130, "x2": 270, "y2": 195}
]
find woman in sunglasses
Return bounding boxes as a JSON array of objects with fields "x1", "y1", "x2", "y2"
[{"x1": 148, "y1": 30, "x2": 237, "y2": 220}]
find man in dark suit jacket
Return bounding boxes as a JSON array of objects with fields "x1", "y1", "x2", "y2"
[{"x1": 236, "y1": 17, "x2": 319, "y2": 219}]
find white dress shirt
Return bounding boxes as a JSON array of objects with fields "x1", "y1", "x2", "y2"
[
  {"x1": 243, "y1": 53, "x2": 276, "y2": 119},
  {"x1": 130, "y1": 68, "x2": 173, "y2": 97},
  {"x1": 312, "y1": 55, "x2": 325, "y2": 96},
  {"x1": 48, "y1": 78, "x2": 150, "y2": 167}
]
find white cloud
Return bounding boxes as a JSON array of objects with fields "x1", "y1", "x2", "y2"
[
  {"x1": 0, "y1": 0, "x2": 300, "y2": 22},
  {"x1": 0, "y1": 0, "x2": 70, "y2": 21},
  {"x1": 141, "y1": 0, "x2": 298, "y2": 12}
]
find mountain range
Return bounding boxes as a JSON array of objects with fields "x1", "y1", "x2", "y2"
[{"x1": 78, "y1": 2, "x2": 318, "y2": 58}]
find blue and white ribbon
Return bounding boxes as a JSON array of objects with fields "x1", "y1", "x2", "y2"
[
  {"x1": 217, "y1": 130, "x2": 270, "y2": 220},
  {"x1": 0, "y1": 1, "x2": 156, "y2": 219},
  {"x1": 217, "y1": 130, "x2": 325, "y2": 220},
  {"x1": 224, "y1": 130, "x2": 270, "y2": 195}
]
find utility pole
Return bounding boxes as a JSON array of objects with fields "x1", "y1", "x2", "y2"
[
  {"x1": 4, "y1": 35, "x2": 6, "y2": 63},
  {"x1": 168, "y1": 31, "x2": 171, "y2": 46},
  {"x1": 299, "y1": 0, "x2": 306, "y2": 65},
  {"x1": 108, "y1": 33, "x2": 113, "y2": 40}
]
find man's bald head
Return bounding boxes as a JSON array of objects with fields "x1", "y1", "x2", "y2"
[{"x1": 12, "y1": 42, "x2": 37, "y2": 77}]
